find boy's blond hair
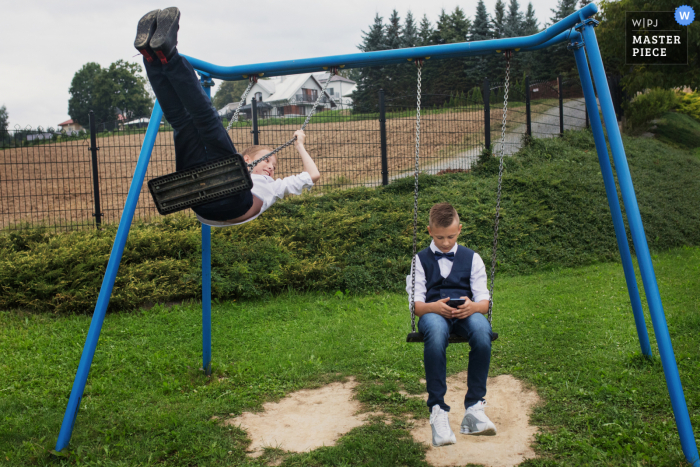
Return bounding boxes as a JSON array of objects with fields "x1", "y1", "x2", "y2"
[
  {"x1": 241, "y1": 145, "x2": 274, "y2": 159},
  {"x1": 429, "y1": 203, "x2": 460, "y2": 228}
]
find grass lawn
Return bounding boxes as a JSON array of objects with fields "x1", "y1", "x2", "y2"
[{"x1": 1, "y1": 247, "x2": 699, "y2": 466}]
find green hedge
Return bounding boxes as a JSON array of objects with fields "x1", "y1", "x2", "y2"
[{"x1": 2, "y1": 130, "x2": 700, "y2": 314}]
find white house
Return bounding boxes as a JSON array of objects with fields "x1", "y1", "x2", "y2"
[
  {"x1": 315, "y1": 73, "x2": 357, "y2": 107},
  {"x1": 225, "y1": 72, "x2": 357, "y2": 119},
  {"x1": 57, "y1": 119, "x2": 84, "y2": 135}
]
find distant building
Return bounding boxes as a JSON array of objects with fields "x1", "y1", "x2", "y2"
[
  {"x1": 223, "y1": 72, "x2": 357, "y2": 119},
  {"x1": 57, "y1": 119, "x2": 84, "y2": 135}
]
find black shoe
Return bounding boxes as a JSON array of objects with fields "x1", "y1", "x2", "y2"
[
  {"x1": 151, "y1": 7, "x2": 180, "y2": 64},
  {"x1": 134, "y1": 9, "x2": 160, "y2": 63}
]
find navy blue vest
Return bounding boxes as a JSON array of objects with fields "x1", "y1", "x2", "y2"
[{"x1": 417, "y1": 245, "x2": 474, "y2": 303}]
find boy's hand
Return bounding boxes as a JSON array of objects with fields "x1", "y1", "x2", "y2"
[
  {"x1": 452, "y1": 296, "x2": 478, "y2": 320},
  {"x1": 294, "y1": 129, "x2": 306, "y2": 147},
  {"x1": 432, "y1": 298, "x2": 456, "y2": 318}
]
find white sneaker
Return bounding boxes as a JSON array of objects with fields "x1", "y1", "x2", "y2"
[
  {"x1": 430, "y1": 405, "x2": 456, "y2": 447},
  {"x1": 460, "y1": 400, "x2": 497, "y2": 436}
]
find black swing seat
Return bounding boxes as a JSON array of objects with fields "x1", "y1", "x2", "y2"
[
  {"x1": 406, "y1": 331, "x2": 499, "y2": 343},
  {"x1": 148, "y1": 154, "x2": 252, "y2": 215}
]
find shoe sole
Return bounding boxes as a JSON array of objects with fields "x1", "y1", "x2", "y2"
[
  {"x1": 460, "y1": 427, "x2": 497, "y2": 436},
  {"x1": 151, "y1": 7, "x2": 180, "y2": 63},
  {"x1": 432, "y1": 439, "x2": 456, "y2": 447},
  {"x1": 134, "y1": 10, "x2": 159, "y2": 62}
]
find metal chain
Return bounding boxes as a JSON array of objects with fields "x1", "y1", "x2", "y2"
[
  {"x1": 247, "y1": 68, "x2": 338, "y2": 170},
  {"x1": 410, "y1": 60, "x2": 423, "y2": 333},
  {"x1": 487, "y1": 51, "x2": 511, "y2": 325},
  {"x1": 226, "y1": 77, "x2": 257, "y2": 132}
]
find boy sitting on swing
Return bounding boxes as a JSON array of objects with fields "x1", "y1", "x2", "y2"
[
  {"x1": 135, "y1": 7, "x2": 320, "y2": 226},
  {"x1": 407, "y1": 202, "x2": 496, "y2": 447}
]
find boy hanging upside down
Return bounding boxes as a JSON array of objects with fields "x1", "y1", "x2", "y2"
[
  {"x1": 135, "y1": 7, "x2": 320, "y2": 226},
  {"x1": 407, "y1": 203, "x2": 497, "y2": 447}
]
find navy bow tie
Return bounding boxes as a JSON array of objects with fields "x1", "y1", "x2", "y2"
[{"x1": 434, "y1": 250, "x2": 455, "y2": 261}]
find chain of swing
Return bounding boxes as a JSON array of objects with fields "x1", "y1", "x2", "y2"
[
  {"x1": 226, "y1": 69, "x2": 339, "y2": 171},
  {"x1": 409, "y1": 51, "x2": 512, "y2": 337}
]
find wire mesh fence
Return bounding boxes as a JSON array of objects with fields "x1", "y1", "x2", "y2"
[{"x1": 1, "y1": 74, "x2": 592, "y2": 232}]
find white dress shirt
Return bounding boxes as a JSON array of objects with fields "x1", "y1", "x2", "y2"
[
  {"x1": 196, "y1": 172, "x2": 314, "y2": 227},
  {"x1": 405, "y1": 240, "x2": 490, "y2": 304}
]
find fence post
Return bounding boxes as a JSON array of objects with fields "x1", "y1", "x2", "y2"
[
  {"x1": 379, "y1": 89, "x2": 388, "y2": 186},
  {"x1": 483, "y1": 78, "x2": 490, "y2": 151},
  {"x1": 252, "y1": 98, "x2": 259, "y2": 145},
  {"x1": 558, "y1": 74, "x2": 564, "y2": 136},
  {"x1": 88, "y1": 110, "x2": 103, "y2": 228},
  {"x1": 585, "y1": 104, "x2": 589, "y2": 128},
  {"x1": 525, "y1": 76, "x2": 531, "y2": 137}
]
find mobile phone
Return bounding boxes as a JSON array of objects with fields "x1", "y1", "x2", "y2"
[{"x1": 447, "y1": 298, "x2": 466, "y2": 308}]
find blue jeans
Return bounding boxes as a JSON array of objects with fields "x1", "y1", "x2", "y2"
[
  {"x1": 144, "y1": 52, "x2": 252, "y2": 221},
  {"x1": 418, "y1": 312, "x2": 493, "y2": 412}
]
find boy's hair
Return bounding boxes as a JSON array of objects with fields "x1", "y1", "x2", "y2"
[
  {"x1": 241, "y1": 145, "x2": 274, "y2": 159},
  {"x1": 429, "y1": 203, "x2": 460, "y2": 228}
]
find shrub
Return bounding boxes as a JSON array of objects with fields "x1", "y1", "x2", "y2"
[
  {"x1": 625, "y1": 88, "x2": 679, "y2": 130},
  {"x1": 676, "y1": 90, "x2": 700, "y2": 122},
  {"x1": 3, "y1": 129, "x2": 700, "y2": 314}
]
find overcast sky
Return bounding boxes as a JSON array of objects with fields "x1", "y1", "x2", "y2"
[{"x1": 1, "y1": 0, "x2": 563, "y2": 130}]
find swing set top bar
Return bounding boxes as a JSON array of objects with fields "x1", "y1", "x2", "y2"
[{"x1": 185, "y1": 3, "x2": 597, "y2": 82}]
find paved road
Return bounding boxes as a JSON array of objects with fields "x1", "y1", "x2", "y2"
[{"x1": 388, "y1": 97, "x2": 589, "y2": 181}]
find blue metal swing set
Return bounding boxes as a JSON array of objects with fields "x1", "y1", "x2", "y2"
[{"x1": 54, "y1": 4, "x2": 699, "y2": 465}]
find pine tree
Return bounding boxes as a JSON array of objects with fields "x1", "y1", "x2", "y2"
[
  {"x1": 466, "y1": 0, "x2": 493, "y2": 89},
  {"x1": 548, "y1": 0, "x2": 579, "y2": 74},
  {"x1": 504, "y1": 0, "x2": 523, "y2": 38},
  {"x1": 579, "y1": 0, "x2": 591, "y2": 6},
  {"x1": 403, "y1": 11, "x2": 418, "y2": 48},
  {"x1": 385, "y1": 10, "x2": 403, "y2": 50},
  {"x1": 470, "y1": 0, "x2": 492, "y2": 41},
  {"x1": 521, "y1": 3, "x2": 543, "y2": 78},
  {"x1": 352, "y1": 14, "x2": 386, "y2": 112},
  {"x1": 492, "y1": 0, "x2": 506, "y2": 38},
  {"x1": 549, "y1": 0, "x2": 578, "y2": 24},
  {"x1": 418, "y1": 15, "x2": 434, "y2": 46},
  {"x1": 523, "y1": 2, "x2": 539, "y2": 34},
  {"x1": 447, "y1": 7, "x2": 471, "y2": 43}
]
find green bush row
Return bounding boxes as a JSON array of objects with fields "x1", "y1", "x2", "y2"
[{"x1": 2, "y1": 129, "x2": 700, "y2": 314}]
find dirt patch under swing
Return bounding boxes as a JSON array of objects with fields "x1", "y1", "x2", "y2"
[{"x1": 224, "y1": 372, "x2": 540, "y2": 466}]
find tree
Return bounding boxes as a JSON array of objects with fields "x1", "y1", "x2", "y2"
[
  {"x1": 213, "y1": 80, "x2": 252, "y2": 110},
  {"x1": 470, "y1": 0, "x2": 492, "y2": 42},
  {"x1": 466, "y1": 0, "x2": 494, "y2": 87},
  {"x1": 0, "y1": 105, "x2": 8, "y2": 132},
  {"x1": 521, "y1": 3, "x2": 543, "y2": 78},
  {"x1": 69, "y1": 61, "x2": 152, "y2": 127},
  {"x1": 418, "y1": 14, "x2": 434, "y2": 46},
  {"x1": 546, "y1": 0, "x2": 579, "y2": 74},
  {"x1": 504, "y1": 0, "x2": 523, "y2": 38},
  {"x1": 403, "y1": 11, "x2": 419, "y2": 48},
  {"x1": 92, "y1": 60, "x2": 152, "y2": 125},
  {"x1": 492, "y1": 0, "x2": 506, "y2": 39},
  {"x1": 351, "y1": 14, "x2": 387, "y2": 112},
  {"x1": 68, "y1": 62, "x2": 102, "y2": 126},
  {"x1": 523, "y1": 2, "x2": 539, "y2": 34}
]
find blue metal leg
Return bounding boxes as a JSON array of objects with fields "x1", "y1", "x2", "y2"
[
  {"x1": 582, "y1": 23, "x2": 700, "y2": 467},
  {"x1": 202, "y1": 224, "x2": 212, "y2": 376},
  {"x1": 571, "y1": 41, "x2": 652, "y2": 357},
  {"x1": 200, "y1": 72, "x2": 213, "y2": 377},
  {"x1": 55, "y1": 102, "x2": 164, "y2": 452}
]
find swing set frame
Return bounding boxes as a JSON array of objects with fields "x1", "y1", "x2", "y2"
[{"x1": 54, "y1": 4, "x2": 699, "y2": 465}]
